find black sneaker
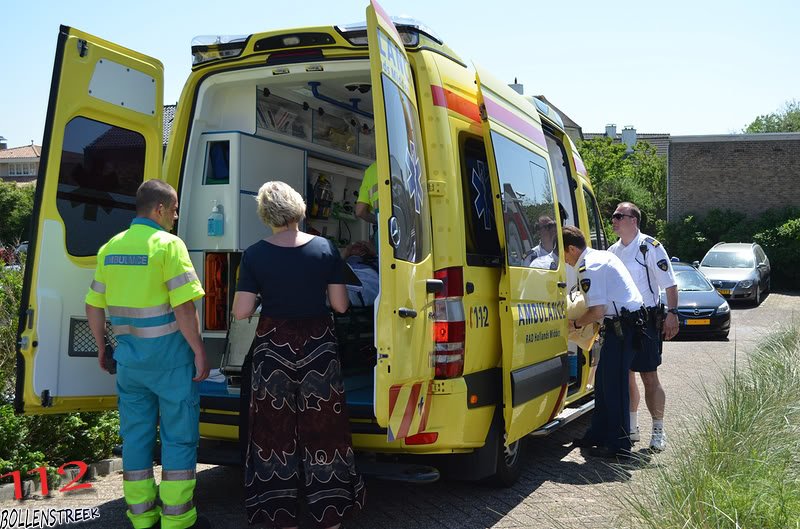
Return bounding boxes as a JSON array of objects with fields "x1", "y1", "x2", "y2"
[{"x1": 572, "y1": 437, "x2": 599, "y2": 448}]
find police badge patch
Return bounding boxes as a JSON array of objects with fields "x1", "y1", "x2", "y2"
[
  {"x1": 657, "y1": 259, "x2": 669, "y2": 271},
  {"x1": 580, "y1": 278, "x2": 591, "y2": 293}
]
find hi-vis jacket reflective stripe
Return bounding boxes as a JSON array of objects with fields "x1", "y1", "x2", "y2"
[{"x1": 85, "y1": 217, "x2": 205, "y2": 370}]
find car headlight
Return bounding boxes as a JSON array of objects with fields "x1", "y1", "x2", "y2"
[
  {"x1": 738, "y1": 279, "x2": 753, "y2": 289},
  {"x1": 717, "y1": 302, "x2": 730, "y2": 314}
]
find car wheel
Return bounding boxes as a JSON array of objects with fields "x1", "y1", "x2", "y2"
[{"x1": 489, "y1": 435, "x2": 524, "y2": 488}]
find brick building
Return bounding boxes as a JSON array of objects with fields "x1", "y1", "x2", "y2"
[{"x1": 668, "y1": 133, "x2": 800, "y2": 221}]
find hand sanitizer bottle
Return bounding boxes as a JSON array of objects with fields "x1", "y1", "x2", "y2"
[{"x1": 207, "y1": 200, "x2": 224, "y2": 236}]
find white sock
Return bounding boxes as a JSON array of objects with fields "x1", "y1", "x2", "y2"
[
  {"x1": 653, "y1": 419, "x2": 664, "y2": 430},
  {"x1": 630, "y1": 412, "x2": 639, "y2": 429}
]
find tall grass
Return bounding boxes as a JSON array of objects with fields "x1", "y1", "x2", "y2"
[{"x1": 628, "y1": 324, "x2": 800, "y2": 529}]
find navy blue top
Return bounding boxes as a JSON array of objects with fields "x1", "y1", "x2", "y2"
[{"x1": 237, "y1": 236, "x2": 346, "y2": 318}]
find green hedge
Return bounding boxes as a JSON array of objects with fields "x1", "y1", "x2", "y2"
[
  {"x1": 0, "y1": 260, "x2": 120, "y2": 483},
  {"x1": 659, "y1": 207, "x2": 800, "y2": 289}
]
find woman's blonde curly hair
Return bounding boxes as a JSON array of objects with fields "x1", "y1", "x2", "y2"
[{"x1": 255, "y1": 181, "x2": 306, "y2": 227}]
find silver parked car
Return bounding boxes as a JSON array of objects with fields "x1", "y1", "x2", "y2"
[{"x1": 698, "y1": 242, "x2": 771, "y2": 305}]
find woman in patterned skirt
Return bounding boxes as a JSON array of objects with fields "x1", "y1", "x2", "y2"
[{"x1": 232, "y1": 181, "x2": 365, "y2": 529}]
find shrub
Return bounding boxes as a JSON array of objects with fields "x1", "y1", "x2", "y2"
[
  {"x1": 0, "y1": 182, "x2": 35, "y2": 244},
  {"x1": 0, "y1": 258, "x2": 121, "y2": 484},
  {"x1": 659, "y1": 207, "x2": 800, "y2": 289}
]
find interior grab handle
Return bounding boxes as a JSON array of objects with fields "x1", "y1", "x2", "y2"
[{"x1": 398, "y1": 307, "x2": 418, "y2": 318}]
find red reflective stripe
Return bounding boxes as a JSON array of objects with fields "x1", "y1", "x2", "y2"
[
  {"x1": 418, "y1": 385, "x2": 433, "y2": 431},
  {"x1": 431, "y1": 85, "x2": 481, "y2": 123},
  {"x1": 483, "y1": 95, "x2": 547, "y2": 150},
  {"x1": 388, "y1": 385, "x2": 401, "y2": 417},
  {"x1": 397, "y1": 383, "x2": 422, "y2": 439},
  {"x1": 372, "y1": 0, "x2": 403, "y2": 43},
  {"x1": 547, "y1": 382, "x2": 568, "y2": 422}
]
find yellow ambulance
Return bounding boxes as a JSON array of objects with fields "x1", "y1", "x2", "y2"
[{"x1": 15, "y1": 0, "x2": 609, "y2": 486}]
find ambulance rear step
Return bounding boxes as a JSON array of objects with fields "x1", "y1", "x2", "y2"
[
  {"x1": 528, "y1": 398, "x2": 595, "y2": 438},
  {"x1": 193, "y1": 441, "x2": 441, "y2": 483}
]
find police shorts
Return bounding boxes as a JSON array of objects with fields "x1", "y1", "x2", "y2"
[{"x1": 630, "y1": 317, "x2": 662, "y2": 372}]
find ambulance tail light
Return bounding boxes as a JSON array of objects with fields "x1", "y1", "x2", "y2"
[
  {"x1": 433, "y1": 267, "x2": 465, "y2": 379},
  {"x1": 204, "y1": 253, "x2": 228, "y2": 331}
]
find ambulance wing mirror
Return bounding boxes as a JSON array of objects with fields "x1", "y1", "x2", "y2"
[{"x1": 426, "y1": 279, "x2": 444, "y2": 294}]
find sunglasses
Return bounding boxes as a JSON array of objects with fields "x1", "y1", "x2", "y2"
[{"x1": 611, "y1": 213, "x2": 635, "y2": 221}]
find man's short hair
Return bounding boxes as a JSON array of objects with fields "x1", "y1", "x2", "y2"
[
  {"x1": 561, "y1": 225, "x2": 587, "y2": 251},
  {"x1": 617, "y1": 201, "x2": 641, "y2": 225},
  {"x1": 136, "y1": 180, "x2": 176, "y2": 215}
]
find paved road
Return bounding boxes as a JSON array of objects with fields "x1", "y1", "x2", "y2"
[{"x1": 4, "y1": 292, "x2": 799, "y2": 529}]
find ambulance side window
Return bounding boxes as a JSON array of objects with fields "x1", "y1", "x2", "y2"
[
  {"x1": 381, "y1": 76, "x2": 431, "y2": 263},
  {"x1": 544, "y1": 133, "x2": 578, "y2": 228},
  {"x1": 583, "y1": 186, "x2": 607, "y2": 249},
  {"x1": 56, "y1": 116, "x2": 145, "y2": 256},
  {"x1": 459, "y1": 136, "x2": 501, "y2": 266},
  {"x1": 491, "y1": 132, "x2": 558, "y2": 269}
]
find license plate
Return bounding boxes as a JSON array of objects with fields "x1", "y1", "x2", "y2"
[
  {"x1": 685, "y1": 319, "x2": 711, "y2": 326},
  {"x1": 717, "y1": 289, "x2": 731, "y2": 295}
]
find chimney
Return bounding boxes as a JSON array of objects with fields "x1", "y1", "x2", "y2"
[
  {"x1": 621, "y1": 126, "x2": 637, "y2": 153},
  {"x1": 0, "y1": 136, "x2": 7, "y2": 150},
  {"x1": 509, "y1": 77, "x2": 524, "y2": 95},
  {"x1": 605, "y1": 124, "x2": 617, "y2": 138}
]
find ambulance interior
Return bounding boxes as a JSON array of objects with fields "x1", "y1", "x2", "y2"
[{"x1": 176, "y1": 60, "x2": 379, "y2": 418}]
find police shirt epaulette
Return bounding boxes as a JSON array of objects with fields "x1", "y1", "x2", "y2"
[
  {"x1": 578, "y1": 264, "x2": 586, "y2": 273},
  {"x1": 645, "y1": 236, "x2": 661, "y2": 247}
]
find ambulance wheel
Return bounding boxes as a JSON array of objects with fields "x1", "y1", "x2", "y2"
[{"x1": 489, "y1": 435, "x2": 524, "y2": 488}]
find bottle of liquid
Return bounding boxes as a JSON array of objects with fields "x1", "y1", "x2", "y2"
[{"x1": 207, "y1": 200, "x2": 224, "y2": 236}]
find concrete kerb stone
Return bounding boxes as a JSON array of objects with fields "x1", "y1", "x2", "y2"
[{"x1": 0, "y1": 458, "x2": 122, "y2": 501}]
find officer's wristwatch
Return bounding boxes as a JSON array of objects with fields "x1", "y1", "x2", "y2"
[{"x1": 666, "y1": 308, "x2": 678, "y2": 315}]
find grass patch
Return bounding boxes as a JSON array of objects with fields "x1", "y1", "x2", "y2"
[{"x1": 627, "y1": 324, "x2": 800, "y2": 529}]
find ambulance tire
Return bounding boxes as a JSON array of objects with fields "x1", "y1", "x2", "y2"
[{"x1": 489, "y1": 435, "x2": 524, "y2": 488}]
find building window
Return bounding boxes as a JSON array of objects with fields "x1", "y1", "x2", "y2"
[{"x1": 9, "y1": 163, "x2": 37, "y2": 176}]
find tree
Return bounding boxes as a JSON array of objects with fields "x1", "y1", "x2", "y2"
[
  {"x1": 744, "y1": 100, "x2": 800, "y2": 133},
  {"x1": 0, "y1": 182, "x2": 35, "y2": 244},
  {"x1": 576, "y1": 137, "x2": 667, "y2": 239}
]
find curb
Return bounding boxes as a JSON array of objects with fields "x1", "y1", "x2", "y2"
[{"x1": 0, "y1": 458, "x2": 123, "y2": 501}]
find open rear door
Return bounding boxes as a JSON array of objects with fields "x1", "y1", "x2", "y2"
[
  {"x1": 474, "y1": 68, "x2": 569, "y2": 444},
  {"x1": 366, "y1": 0, "x2": 435, "y2": 441},
  {"x1": 15, "y1": 26, "x2": 164, "y2": 414}
]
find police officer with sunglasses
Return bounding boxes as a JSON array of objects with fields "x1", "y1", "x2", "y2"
[{"x1": 609, "y1": 202, "x2": 678, "y2": 452}]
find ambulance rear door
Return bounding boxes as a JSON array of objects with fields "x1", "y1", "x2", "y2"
[
  {"x1": 15, "y1": 26, "x2": 164, "y2": 413},
  {"x1": 366, "y1": 0, "x2": 436, "y2": 441},
  {"x1": 474, "y1": 68, "x2": 569, "y2": 444}
]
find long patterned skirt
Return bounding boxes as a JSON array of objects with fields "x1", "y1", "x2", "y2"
[{"x1": 243, "y1": 314, "x2": 366, "y2": 528}]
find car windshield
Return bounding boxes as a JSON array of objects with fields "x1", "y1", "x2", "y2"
[
  {"x1": 701, "y1": 251, "x2": 754, "y2": 268},
  {"x1": 675, "y1": 269, "x2": 713, "y2": 291}
]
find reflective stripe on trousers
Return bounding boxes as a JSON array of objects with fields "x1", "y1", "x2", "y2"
[{"x1": 123, "y1": 468, "x2": 160, "y2": 529}]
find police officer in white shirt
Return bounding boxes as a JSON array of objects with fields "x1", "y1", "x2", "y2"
[
  {"x1": 563, "y1": 226, "x2": 644, "y2": 458},
  {"x1": 609, "y1": 202, "x2": 678, "y2": 452}
]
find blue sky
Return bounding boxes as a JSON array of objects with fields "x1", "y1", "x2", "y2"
[{"x1": 1, "y1": 0, "x2": 798, "y2": 147}]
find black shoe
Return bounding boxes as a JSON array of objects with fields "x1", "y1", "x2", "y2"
[
  {"x1": 185, "y1": 515, "x2": 211, "y2": 529},
  {"x1": 586, "y1": 446, "x2": 633, "y2": 460},
  {"x1": 572, "y1": 437, "x2": 599, "y2": 448}
]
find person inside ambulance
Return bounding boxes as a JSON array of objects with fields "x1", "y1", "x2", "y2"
[
  {"x1": 343, "y1": 240, "x2": 379, "y2": 307},
  {"x1": 523, "y1": 215, "x2": 558, "y2": 270},
  {"x1": 85, "y1": 179, "x2": 211, "y2": 529},
  {"x1": 355, "y1": 162, "x2": 378, "y2": 238}
]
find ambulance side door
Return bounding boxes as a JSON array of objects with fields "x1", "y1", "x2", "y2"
[
  {"x1": 474, "y1": 68, "x2": 569, "y2": 444},
  {"x1": 15, "y1": 26, "x2": 163, "y2": 413},
  {"x1": 366, "y1": 1, "x2": 436, "y2": 441}
]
